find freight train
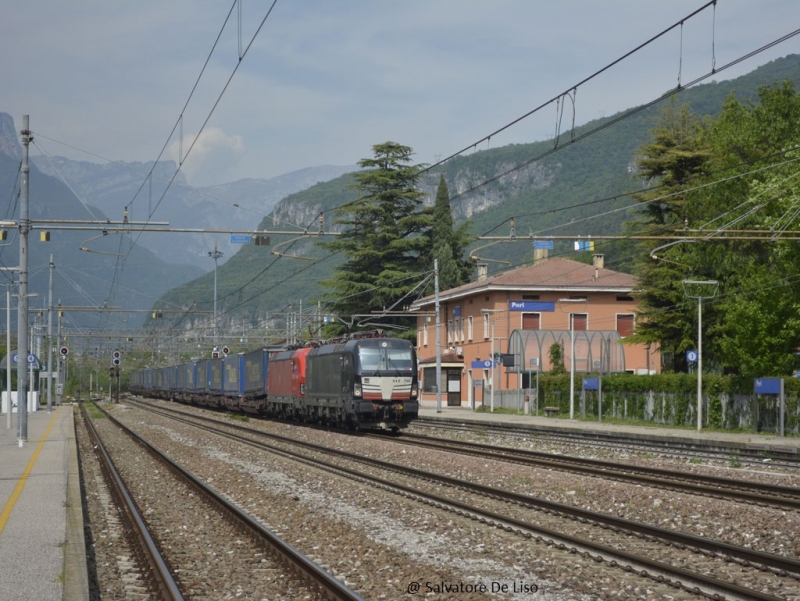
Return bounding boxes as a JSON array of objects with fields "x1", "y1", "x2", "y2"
[{"x1": 128, "y1": 335, "x2": 419, "y2": 430}]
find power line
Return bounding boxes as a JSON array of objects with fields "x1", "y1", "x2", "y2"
[{"x1": 421, "y1": 1, "x2": 719, "y2": 175}]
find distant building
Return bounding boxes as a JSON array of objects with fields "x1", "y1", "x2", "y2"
[{"x1": 409, "y1": 255, "x2": 659, "y2": 408}]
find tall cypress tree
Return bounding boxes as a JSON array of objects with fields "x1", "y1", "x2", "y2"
[
  {"x1": 429, "y1": 175, "x2": 473, "y2": 291},
  {"x1": 320, "y1": 142, "x2": 432, "y2": 337}
]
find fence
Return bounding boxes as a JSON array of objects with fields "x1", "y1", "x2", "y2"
[{"x1": 487, "y1": 388, "x2": 798, "y2": 435}]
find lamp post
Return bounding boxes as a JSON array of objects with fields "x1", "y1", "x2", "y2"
[
  {"x1": 434, "y1": 259, "x2": 442, "y2": 413},
  {"x1": 208, "y1": 241, "x2": 224, "y2": 346},
  {"x1": 682, "y1": 280, "x2": 718, "y2": 432},
  {"x1": 559, "y1": 298, "x2": 587, "y2": 420},
  {"x1": 481, "y1": 309, "x2": 503, "y2": 412},
  {"x1": 6, "y1": 285, "x2": 11, "y2": 430}
]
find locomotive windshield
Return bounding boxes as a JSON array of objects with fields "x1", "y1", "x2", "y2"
[{"x1": 357, "y1": 347, "x2": 414, "y2": 373}]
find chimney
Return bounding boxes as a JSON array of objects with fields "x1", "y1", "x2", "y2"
[
  {"x1": 533, "y1": 247, "x2": 549, "y2": 265},
  {"x1": 477, "y1": 263, "x2": 488, "y2": 282},
  {"x1": 592, "y1": 254, "x2": 604, "y2": 280}
]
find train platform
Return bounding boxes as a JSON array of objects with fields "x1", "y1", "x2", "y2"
[
  {"x1": 0, "y1": 405, "x2": 88, "y2": 601},
  {"x1": 418, "y1": 401, "x2": 800, "y2": 455}
]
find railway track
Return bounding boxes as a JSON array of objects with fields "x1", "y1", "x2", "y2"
[
  {"x1": 412, "y1": 416, "x2": 800, "y2": 469},
  {"x1": 81, "y1": 402, "x2": 364, "y2": 601},
  {"x1": 124, "y1": 397, "x2": 799, "y2": 600},
  {"x1": 373, "y1": 431, "x2": 800, "y2": 511}
]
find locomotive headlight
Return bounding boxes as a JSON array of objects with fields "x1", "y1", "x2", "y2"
[
  {"x1": 354, "y1": 383, "x2": 362, "y2": 397},
  {"x1": 411, "y1": 382, "x2": 418, "y2": 398}
]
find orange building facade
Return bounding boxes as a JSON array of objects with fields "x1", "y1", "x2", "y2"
[{"x1": 409, "y1": 255, "x2": 660, "y2": 408}]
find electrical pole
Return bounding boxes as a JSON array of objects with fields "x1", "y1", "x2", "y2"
[
  {"x1": 434, "y1": 259, "x2": 441, "y2": 413},
  {"x1": 682, "y1": 280, "x2": 718, "y2": 432},
  {"x1": 47, "y1": 255, "x2": 54, "y2": 411},
  {"x1": 208, "y1": 241, "x2": 223, "y2": 346},
  {"x1": 17, "y1": 115, "x2": 31, "y2": 444}
]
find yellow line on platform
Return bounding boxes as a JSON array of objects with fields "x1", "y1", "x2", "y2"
[{"x1": 0, "y1": 407, "x2": 62, "y2": 535}]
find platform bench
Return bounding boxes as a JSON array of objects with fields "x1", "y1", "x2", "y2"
[{"x1": 543, "y1": 407, "x2": 560, "y2": 417}]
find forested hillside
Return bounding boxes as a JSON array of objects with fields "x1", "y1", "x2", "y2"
[{"x1": 152, "y1": 54, "x2": 800, "y2": 339}]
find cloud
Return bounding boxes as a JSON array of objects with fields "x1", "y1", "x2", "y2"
[{"x1": 169, "y1": 127, "x2": 245, "y2": 186}]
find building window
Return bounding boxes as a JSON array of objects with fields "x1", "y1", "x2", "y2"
[
  {"x1": 570, "y1": 313, "x2": 588, "y2": 331},
  {"x1": 522, "y1": 294, "x2": 540, "y2": 300},
  {"x1": 423, "y1": 323, "x2": 428, "y2": 347},
  {"x1": 467, "y1": 315, "x2": 474, "y2": 341},
  {"x1": 447, "y1": 320, "x2": 453, "y2": 344},
  {"x1": 422, "y1": 367, "x2": 445, "y2": 393},
  {"x1": 617, "y1": 314, "x2": 634, "y2": 337},
  {"x1": 617, "y1": 295, "x2": 634, "y2": 302},
  {"x1": 522, "y1": 312, "x2": 540, "y2": 330},
  {"x1": 483, "y1": 312, "x2": 490, "y2": 339}
]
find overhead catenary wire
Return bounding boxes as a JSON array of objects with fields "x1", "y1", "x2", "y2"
[
  {"x1": 422, "y1": 1, "x2": 719, "y2": 175},
  {"x1": 20, "y1": 6, "x2": 800, "y2": 344}
]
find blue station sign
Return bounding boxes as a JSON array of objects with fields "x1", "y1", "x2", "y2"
[
  {"x1": 583, "y1": 377, "x2": 599, "y2": 391},
  {"x1": 509, "y1": 301, "x2": 555, "y2": 312},
  {"x1": 754, "y1": 378, "x2": 782, "y2": 395}
]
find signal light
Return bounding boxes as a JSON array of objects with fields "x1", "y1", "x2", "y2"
[
  {"x1": 222, "y1": 346, "x2": 230, "y2": 356},
  {"x1": 112, "y1": 350, "x2": 121, "y2": 365},
  {"x1": 59, "y1": 346, "x2": 68, "y2": 356}
]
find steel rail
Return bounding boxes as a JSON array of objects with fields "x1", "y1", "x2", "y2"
[
  {"x1": 385, "y1": 432, "x2": 800, "y2": 509},
  {"x1": 79, "y1": 403, "x2": 184, "y2": 601},
  {"x1": 414, "y1": 416, "x2": 800, "y2": 464},
  {"x1": 128, "y1": 399, "x2": 798, "y2": 598},
  {"x1": 92, "y1": 402, "x2": 364, "y2": 601}
]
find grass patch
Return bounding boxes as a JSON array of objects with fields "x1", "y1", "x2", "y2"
[
  {"x1": 84, "y1": 402, "x2": 105, "y2": 419},
  {"x1": 225, "y1": 413, "x2": 249, "y2": 422},
  {"x1": 728, "y1": 455, "x2": 742, "y2": 468}
]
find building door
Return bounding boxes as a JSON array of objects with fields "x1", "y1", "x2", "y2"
[{"x1": 446, "y1": 369, "x2": 461, "y2": 406}]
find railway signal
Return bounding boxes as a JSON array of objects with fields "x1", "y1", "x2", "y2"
[
  {"x1": 112, "y1": 350, "x2": 121, "y2": 366},
  {"x1": 59, "y1": 346, "x2": 68, "y2": 357}
]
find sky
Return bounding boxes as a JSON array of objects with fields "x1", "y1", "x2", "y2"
[{"x1": 2, "y1": 1, "x2": 799, "y2": 187}]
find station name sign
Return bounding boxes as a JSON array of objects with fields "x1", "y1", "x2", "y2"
[{"x1": 509, "y1": 301, "x2": 555, "y2": 312}]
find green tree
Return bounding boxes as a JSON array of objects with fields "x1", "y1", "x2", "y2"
[
  {"x1": 319, "y1": 142, "x2": 432, "y2": 337},
  {"x1": 631, "y1": 83, "x2": 800, "y2": 376},
  {"x1": 700, "y1": 84, "x2": 800, "y2": 376},
  {"x1": 548, "y1": 342, "x2": 566, "y2": 375},
  {"x1": 429, "y1": 175, "x2": 473, "y2": 291},
  {"x1": 626, "y1": 102, "x2": 712, "y2": 370}
]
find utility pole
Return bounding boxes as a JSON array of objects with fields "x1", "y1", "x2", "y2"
[
  {"x1": 47, "y1": 255, "x2": 54, "y2": 411},
  {"x1": 682, "y1": 280, "x2": 719, "y2": 432},
  {"x1": 17, "y1": 115, "x2": 31, "y2": 444},
  {"x1": 559, "y1": 298, "x2": 588, "y2": 420},
  {"x1": 208, "y1": 241, "x2": 223, "y2": 346},
  {"x1": 6, "y1": 286, "x2": 11, "y2": 430},
  {"x1": 434, "y1": 259, "x2": 441, "y2": 413}
]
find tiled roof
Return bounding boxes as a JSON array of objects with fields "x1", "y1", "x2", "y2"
[{"x1": 413, "y1": 257, "x2": 636, "y2": 308}]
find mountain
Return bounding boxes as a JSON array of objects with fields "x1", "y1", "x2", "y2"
[
  {"x1": 150, "y1": 54, "x2": 800, "y2": 341},
  {"x1": 29, "y1": 155, "x2": 355, "y2": 269},
  {"x1": 0, "y1": 112, "x2": 205, "y2": 332}
]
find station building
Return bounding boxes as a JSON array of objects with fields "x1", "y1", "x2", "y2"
[{"x1": 409, "y1": 254, "x2": 659, "y2": 408}]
